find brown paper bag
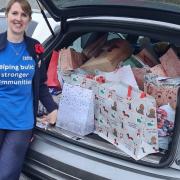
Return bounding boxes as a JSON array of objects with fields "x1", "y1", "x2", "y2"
[{"x1": 81, "y1": 47, "x2": 124, "y2": 72}]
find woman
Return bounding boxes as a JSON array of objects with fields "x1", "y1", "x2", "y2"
[{"x1": 0, "y1": 0, "x2": 58, "y2": 179}]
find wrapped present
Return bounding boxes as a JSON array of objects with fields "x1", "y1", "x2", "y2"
[
  {"x1": 95, "y1": 81, "x2": 158, "y2": 160},
  {"x1": 150, "y1": 64, "x2": 167, "y2": 77},
  {"x1": 160, "y1": 48, "x2": 180, "y2": 77},
  {"x1": 144, "y1": 73, "x2": 180, "y2": 109},
  {"x1": 59, "y1": 48, "x2": 85, "y2": 72},
  {"x1": 157, "y1": 104, "x2": 175, "y2": 150}
]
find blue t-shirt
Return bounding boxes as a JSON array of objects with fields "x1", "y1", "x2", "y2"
[{"x1": 0, "y1": 41, "x2": 35, "y2": 130}]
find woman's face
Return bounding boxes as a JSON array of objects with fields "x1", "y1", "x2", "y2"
[{"x1": 6, "y1": 2, "x2": 30, "y2": 36}]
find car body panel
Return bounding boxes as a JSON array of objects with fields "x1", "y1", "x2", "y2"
[
  {"x1": 38, "y1": 0, "x2": 180, "y2": 25},
  {"x1": 24, "y1": 129, "x2": 180, "y2": 180}
]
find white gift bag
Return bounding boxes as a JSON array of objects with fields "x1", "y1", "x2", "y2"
[{"x1": 56, "y1": 83, "x2": 94, "y2": 136}]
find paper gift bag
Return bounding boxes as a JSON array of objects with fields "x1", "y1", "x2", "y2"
[
  {"x1": 144, "y1": 73, "x2": 180, "y2": 109},
  {"x1": 132, "y1": 67, "x2": 149, "y2": 90},
  {"x1": 59, "y1": 48, "x2": 85, "y2": 72},
  {"x1": 47, "y1": 50, "x2": 61, "y2": 88},
  {"x1": 95, "y1": 81, "x2": 158, "y2": 160},
  {"x1": 56, "y1": 83, "x2": 94, "y2": 136}
]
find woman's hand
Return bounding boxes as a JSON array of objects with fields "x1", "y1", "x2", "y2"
[
  {"x1": 42, "y1": 109, "x2": 58, "y2": 126},
  {"x1": 47, "y1": 109, "x2": 58, "y2": 125}
]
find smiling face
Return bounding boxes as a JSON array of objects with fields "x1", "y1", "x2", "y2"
[{"x1": 6, "y1": 1, "x2": 31, "y2": 40}]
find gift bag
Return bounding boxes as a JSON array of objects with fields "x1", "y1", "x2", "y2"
[
  {"x1": 59, "y1": 48, "x2": 85, "y2": 72},
  {"x1": 56, "y1": 83, "x2": 94, "y2": 136},
  {"x1": 81, "y1": 47, "x2": 125, "y2": 72},
  {"x1": 132, "y1": 67, "x2": 149, "y2": 90},
  {"x1": 95, "y1": 81, "x2": 158, "y2": 160},
  {"x1": 47, "y1": 50, "x2": 61, "y2": 88}
]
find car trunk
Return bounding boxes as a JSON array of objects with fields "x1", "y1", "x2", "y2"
[{"x1": 35, "y1": 15, "x2": 180, "y2": 169}]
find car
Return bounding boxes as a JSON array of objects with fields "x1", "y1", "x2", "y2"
[
  {"x1": 0, "y1": 9, "x2": 59, "y2": 44},
  {"x1": 0, "y1": 11, "x2": 7, "y2": 33},
  {"x1": 23, "y1": 0, "x2": 180, "y2": 180}
]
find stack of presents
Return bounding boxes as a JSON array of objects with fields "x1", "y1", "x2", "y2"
[{"x1": 38, "y1": 35, "x2": 180, "y2": 160}]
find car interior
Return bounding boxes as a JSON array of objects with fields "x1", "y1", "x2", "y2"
[{"x1": 37, "y1": 24, "x2": 180, "y2": 168}]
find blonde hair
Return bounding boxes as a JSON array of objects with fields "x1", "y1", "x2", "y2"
[{"x1": 5, "y1": 0, "x2": 32, "y2": 18}]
